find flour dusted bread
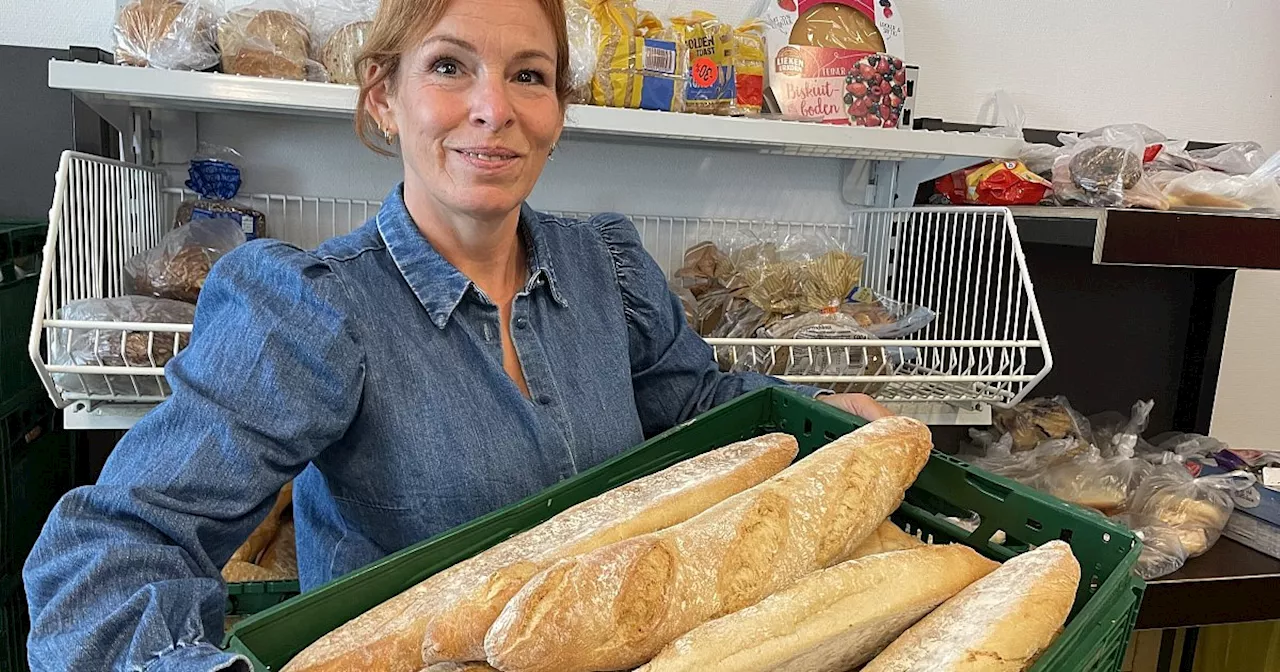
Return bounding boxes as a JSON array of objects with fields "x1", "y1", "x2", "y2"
[
  {"x1": 280, "y1": 433, "x2": 799, "y2": 672},
  {"x1": 484, "y1": 417, "x2": 933, "y2": 672},
  {"x1": 422, "y1": 664, "x2": 497, "y2": 672},
  {"x1": 637, "y1": 545, "x2": 997, "y2": 672},
  {"x1": 863, "y1": 540, "x2": 1081, "y2": 672},
  {"x1": 849, "y1": 520, "x2": 926, "y2": 559}
]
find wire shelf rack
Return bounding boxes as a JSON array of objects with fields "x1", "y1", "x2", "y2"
[{"x1": 31, "y1": 152, "x2": 1051, "y2": 410}]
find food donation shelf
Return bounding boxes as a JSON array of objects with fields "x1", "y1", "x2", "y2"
[{"x1": 223, "y1": 387, "x2": 1145, "y2": 672}]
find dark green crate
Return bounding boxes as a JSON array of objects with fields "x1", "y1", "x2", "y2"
[
  {"x1": 1, "y1": 573, "x2": 30, "y2": 672},
  {"x1": 226, "y1": 580, "x2": 301, "y2": 617},
  {"x1": 225, "y1": 388, "x2": 1144, "y2": 672},
  {"x1": 1, "y1": 392, "x2": 74, "y2": 575}
]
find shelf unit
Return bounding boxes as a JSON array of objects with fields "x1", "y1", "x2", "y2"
[{"x1": 36, "y1": 61, "x2": 1046, "y2": 428}]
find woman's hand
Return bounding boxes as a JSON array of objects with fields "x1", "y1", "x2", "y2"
[{"x1": 819, "y1": 393, "x2": 895, "y2": 421}]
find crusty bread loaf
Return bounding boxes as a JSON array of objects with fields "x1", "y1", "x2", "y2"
[
  {"x1": 322, "y1": 20, "x2": 371, "y2": 85},
  {"x1": 281, "y1": 433, "x2": 799, "y2": 672},
  {"x1": 636, "y1": 545, "x2": 998, "y2": 672},
  {"x1": 863, "y1": 540, "x2": 1080, "y2": 672},
  {"x1": 484, "y1": 417, "x2": 933, "y2": 672},
  {"x1": 849, "y1": 520, "x2": 926, "y2": 559},
  {"x1": 218, "y1": 8, "x2": 310, "y2": 80},
  {"x1": 422, "y1": 664, "x2": 497, "y2": 672}
]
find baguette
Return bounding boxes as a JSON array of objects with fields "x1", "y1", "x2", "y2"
[
  {"x1": 849, "y1": 520, "x2": 926, "y2": 559},
  {"x1": 863, "y1": 540, "x2": 1080, "y2": 672},
  {"x1": 484, "y1": 416, "x2": 933, "y2": 672},
  {"x1": 281, "y1": 433, "x2": 799, "y2": 672},
  {"x1": 637, "y1": 545, "x2": 998, "y2": 672},
  {"x1": 422, "y1": 664, "x2": 497, "y2": 672}
]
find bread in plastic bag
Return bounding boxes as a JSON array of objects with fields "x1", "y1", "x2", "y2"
[
  {"x1": 1088, "y1": 399, "x2": 1154, "y2": 457},
  {"x1": 756, "y1": 311, "x2": 889, "y2": 395},
  {"x1": 589, "y1": 0, "x2": 686, "y2": 111},
  {"x1": 177, "y1": 143, "x2": 266, "y2": 241},
  {"x1": 126, "y1": 218, "x2": 246, "y2": 304},
  {"x1": 218, "y1": 0, "x2": 315, "y2": 80},
  {"x1": 731, "y1": 21, "x2": 765, "y2": 117},
  {"x1": 1161, "y1": 151, "x2": 1280, "y2": 211},
  {"x1": 115, "y1": 0, "x2": 220, "y2": 71},
  {"x1": 1041, "y1": 442, "x2": 1152, "y2": 515},
  {"x1": 565, "y1": 0, "x2": 600, "y2": 103},
  {"x1": 992, "y1": 396, "x2": 1092, "y2": 453},
  {"x1": 1189, "y1": 141, "x2": 1270, "y2": 175},
  {"x1": 670, "y1": 11, "x2": 735, "y2": 116},
  {"x1": 1052, "y1": 124, "x2": 1169, "y2": 210},
  {"x1": 1129, "y1": 465, "x2": 1257, "y2": 557},
  {"x1": 1110, "y1": 512, "x2": 1191, "y2": 580},
  {"x1": 311, "y1": 0, "x2": 377, "y2": 85},
  {"x1": 840, "y1": 287, "x2": 935, "y2": 339},
  {"x1": 51, "y1": 296, "x2": 196, "y2": 397}
]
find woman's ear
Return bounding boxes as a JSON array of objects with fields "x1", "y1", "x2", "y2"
[{"x1": 366, "y1": 62, "x2": 398, "y2": 136}]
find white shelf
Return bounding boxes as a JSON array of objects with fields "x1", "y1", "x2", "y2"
[{"x1": 48, "y1": 60, "x2": 1022, "y2": 162}]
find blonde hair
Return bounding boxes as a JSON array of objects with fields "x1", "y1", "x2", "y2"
[{"x1": 354, "y1": 0, "x2": 572, "y2": 155}]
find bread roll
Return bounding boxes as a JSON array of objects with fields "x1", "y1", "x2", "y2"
[
  {"x1": 485, "y1": 417, "x2": 933, "y2": 672},
  {"x1": 218, "y1": 8, "x2": 310, "y2": 80},
  {"x1": 322, "y1": 21, "x2": 372, "y2": 85},
  {"x1": 863, "y1": 540, "x2": 1080, "y2": 672},
  {"x1": 222, "y1": 559, "x2": 285, "y2": 583},
  {"x1": 116, "y1": 0, "x2": 186, "y2": 66},
  {"x1": 849, "y1": 520, "x2": 926, "y2": 559},
  {"x1": 229, "y1": 481, "x2": 294, "y2": 564},
  {"x1": 637, "y1": 545, "x2": 997, "y2": 672},
  {"x1": 281, "y1": 434, "x2": 799, "y2": 672}
]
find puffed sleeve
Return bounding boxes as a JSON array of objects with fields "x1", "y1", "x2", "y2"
[
  {"x1": 591, "y1": 213, "x2": 823, "y2": 437},
  {"x1": 23, "y1": 240, "x2": 365, "y2": 672}
]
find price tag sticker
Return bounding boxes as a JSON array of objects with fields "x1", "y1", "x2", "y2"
[{"x1": 692, "y1": 56, "x2": 718, "y2": 87}]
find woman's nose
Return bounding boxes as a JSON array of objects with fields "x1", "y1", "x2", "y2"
[{"x1": 469, "y1": 74, "x2": 515, "y2": 131}]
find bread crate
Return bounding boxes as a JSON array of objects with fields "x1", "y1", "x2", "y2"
[
  {"x1": 1, "y1": 387, "x2": 76, "y2": 575},
  {"x1": 223, "y1": 387, "x2": 1143, "y2": 672}
]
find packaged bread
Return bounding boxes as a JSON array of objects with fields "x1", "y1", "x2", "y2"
[
  {"x1": 1128, "y1": 466, "x2": 1255, "y2": 557},
  {"x1": 218, "y1": 0, "x2": 313, "y2": 80},
  {"x1": 863, "y1": 540, "x2": 1081, "y2": 672},
  {"x1": 589, "y1": 0, "x2": 686, "y2": 111},
  {"x1": 312, "y1": 0, "x2": 377, "y2": 85},
  {"x1": 670, "y1": 11, "x2": 735, "y2": 115},
  {"x1": 484, "y1": 417, "x2": 933, "y2": 672},
  {"x1": 50, "y1": 296, "x2": 196, "y2": 398},
  {"x1": 114, "y1": 0, "x2": 219, "y2": 71},
  {"x1": 732, "y1": 21, "x2": 766, "y2": 116},
  {"x1": 282, "y1": 434, "x2": 799, "y2": 672},
  {"x1": 125, "y1": 218, "x2": 246, "y2": 304},
  {"x1": 637, "y1": 545, "x2": 999, "y2": 672}
]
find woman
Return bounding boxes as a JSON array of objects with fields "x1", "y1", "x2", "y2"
[{"x1": 24, "y1": 0, "x2": 890, "y2": 669}]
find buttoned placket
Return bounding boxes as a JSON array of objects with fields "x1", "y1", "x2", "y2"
[{"x1": 510, "y1": 278, "x2": 578, "y2": 477}]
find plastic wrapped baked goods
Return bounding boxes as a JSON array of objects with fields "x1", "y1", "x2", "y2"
[
  {"x1": 50, "y1": 296, "x2": 196, "y2": 397},
  {"x1": 1041, "y1": 443, "x2": 1152, "y2": 515},
  {"x1": 218, "y1": 0, "x2": 313, "y2": 80},
  {"x1": 1128, "y1": 466, "x2": 1257, "y2": 557},
  {"x1": 114, "y1": 0, "x2": 219, "y2": 70},
  {"x1": 731, "y1": 21, "x2": 765, "y2": 116},
  {"x1": 992, "y1": 396, "x2": 1092, "y2": 453},
  {"x1": 1052, "y1": 124, "x2": 1170, "y2": 210},
  {"x1": 1110, "y1": 512, "x2": 1191, "y2": 580},
  {"x1": 176, "y1": 144, "x2": 266, "y2": 241},
  {"x1": 674, "y1": 240, "x2": 736, "y2": 298},
  {"x1": 565, "y1": 0, "x2": 600, "y2": 103},
  {"x1": 125, "y1": 218, "x2": 245, "y2": 304},
  {"x1": 670, "y1": 11, "x2": 735, "y2": 116},
  {"x1": 312, "y1": 0, "x2": 376, "y2": 85},
  {"x1": 841, "y1": 287, "x2": 935, "y2": 339},
  {"x1": 1161, "y1": 151, "x2": 1280, "y2": 211},
  {"x1": 589, "y1": 0, "x2": 686, "y2": 111},
  {"x1": 757, "y1": 312, "x2": 889, "y2": 394}
]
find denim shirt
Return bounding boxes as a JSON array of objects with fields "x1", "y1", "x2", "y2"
[{"x1": 23, "y1": 185, "x2": 818, "y2": 672}]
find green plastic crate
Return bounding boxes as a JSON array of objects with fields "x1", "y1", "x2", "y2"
[
  {"x1": 1, "y1": 573, "x2": 30, "y2": 672},
  {"x1": 225, "y1": 388, "x2": 1144, "y2": 672},
  {"x1": 1, "y1": 390, "x2": 75, "y2": 575},
  {"x1": 226, "y1": 580, "x2": 301, "y2": 617}
]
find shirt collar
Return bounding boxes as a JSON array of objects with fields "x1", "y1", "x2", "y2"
[{"x1": 376, "y1": 185, "x2": 567, "y2": 329}]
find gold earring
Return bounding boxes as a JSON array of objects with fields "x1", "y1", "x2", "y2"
[{"x1": 383, "y1": 127, "x2": 395, "y2": 144}]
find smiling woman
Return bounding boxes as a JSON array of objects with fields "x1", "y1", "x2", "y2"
[{"x1": 21, "y1": 1, "x2": 891, "y2": 671}]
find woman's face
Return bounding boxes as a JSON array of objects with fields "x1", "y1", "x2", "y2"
[{"x1": 379, "y1": 0, "x2": 563, "y2": 222}]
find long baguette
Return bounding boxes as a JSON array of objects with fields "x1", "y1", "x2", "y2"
[
  {"x1": 484, "y1": 416, "x2": 933, "y2": 672},
  {"x1": 637, "y1": 545, "x2": 999, "y2": 672},
  {"x1": 862, "y1": 540, "x2": 1080, "y2": 672},
  {"x1": 281, "y1": 433, "x2": 799, "y2": 672},
  {"x1": 849, "y1": 520, "x2": 926, "y2": 559}
]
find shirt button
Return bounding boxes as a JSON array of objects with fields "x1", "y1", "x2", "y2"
[
  {"x1": 537, "y1": 394, "x2": 552, "y2": 405},
  {"x1": 515, "y1": 317, "x2": 529, "y2": 330}
]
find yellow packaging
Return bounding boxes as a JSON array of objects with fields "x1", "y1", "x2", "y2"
[
  {"x1": 588, "y1": 0, "x2": 685, "y2": 111},
  {"x1": 670, "y1": 11, "x2": 734, "y2": 115},
  {"x1": 732, "y1": 20, "x2": 765, "y2": 116}
]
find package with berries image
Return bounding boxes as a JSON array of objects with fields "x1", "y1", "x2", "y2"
[{"x1": 757, "y1": 0, "x2": 910, "y2": 126}]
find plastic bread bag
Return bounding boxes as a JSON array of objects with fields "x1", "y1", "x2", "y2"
[
  {"x1": 840, "y1": 287, "x2": 936, "y2": 339},
  {"x1": 114, "y1": 0, "x2": 220, "y2": 70},
  {"x1": 217, "y1": 0, "x2": 317, "y2": 81},
  {"x1": 1088, "y1": 399, "x2": 1154, "y2": 457},
  {"x1": 756, "y1": 311, "x2": 889, "y2": 394},
  {"x1": 50, "y1": 296, "x2": 197, "y2": 398},
  {"x1": 964, "y1": 432, "x2": 1042, "y2": 486},
  {"x1": 176, "y1": 143, "x2": 266, "y2": 241},
  {"x1": 1129, "y1": 465, "x2": 1259, "y2": 557},
  {"x1": 125, "y1": 218, "x2": 245, "y2": 304},
  {"x1": 1162, "y1": 151, "x2": 1280, "y2": 211},
  {"x1": 669, "y1": 11, "x2": 735, "y2": 116},
  {"x1": 311, "y1": 0, "x2": 377, "y2": 85},
  {"x1": 1144, "y1": 432, "x2": 1227, "y2": 465},
  {"x1": 1020, "y1": 143, "x2": 1069, "y2": 179},
  {"x1": 992, "y1": 396, "x2": 1093, "y2": 453},
  {"x1": 784, "y1": 231, "x2": 865, "y2": 315},
  {"x1": 1052, "y1": 124, "x2": 1168, "y2": 209},
  {"x1": 731, "y1": 20, "x2": 765, "y2": 117},
  {"x1": 673, "y1": 240, "x2": 736, "y2": 298},
  {"x1": 1110, "y1": 512, "x2": 1190, "y2": 580},
  {"x1": 1190, "y1": 141, "x2": 1269, "y2": 175},
  {"x1": 975, "y1": 90, "x2": 1025, "y2": 140},
  {"x1": 1040, "y1": 440, "x2": 1152, "y2": 515},
  {"x1": 565, "y1": 0, "x2": 600, "y2": 103},
  {"x1": 589, "y1": 0, "x2": 686, "y2": 111}
]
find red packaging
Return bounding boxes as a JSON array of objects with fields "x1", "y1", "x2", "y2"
[{"x1": 937, "y1": 160, "x2": 1053, "y2": 206}]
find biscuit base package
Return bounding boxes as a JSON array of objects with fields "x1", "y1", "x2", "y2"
[
  {"x1": 114, "y1": 0, "x2": 220, "y2": 71},
  {"x1": 590, "y1": 0, "x2": 686, "y2": 111},
  {"x1": 217, "y1": 0, "x2": 316, "y2": 81},
  {"x1": 311, "y1": 0, "x2": 377, "y2": 85},
  {"x1": 759, "y1": 0, "x2": 909, "y2": 125}
]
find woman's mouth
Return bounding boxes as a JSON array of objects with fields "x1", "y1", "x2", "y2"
[{"x1": 451, "y1": 147, "x2": 522, "y2": 172}]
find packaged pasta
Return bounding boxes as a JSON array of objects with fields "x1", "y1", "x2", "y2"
[
  {"x1": 732, "y1": 20, "x2": 766, "y2": 116},
  {"x1": 670, "y1": 11, "x2": 735, "y2": 115}
]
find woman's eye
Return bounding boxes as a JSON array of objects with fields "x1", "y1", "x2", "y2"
[
  {"x1": 432, "y1": 59, "x2": 461, "y2": 76},
  {"x1": 516, "y1": 70, "x2": 546, "y2": 85}
]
